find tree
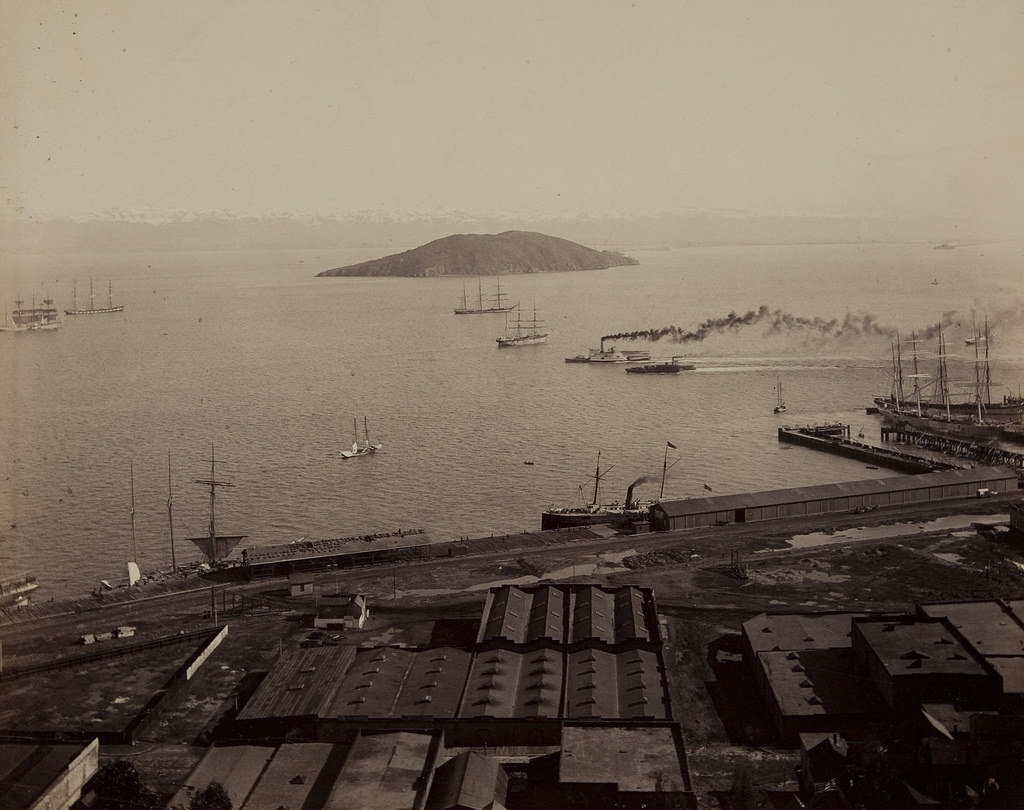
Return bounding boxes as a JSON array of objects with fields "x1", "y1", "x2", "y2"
[
  {"x1": 190, "y1": 781, "x2": 233, "y2": 810},
  {"x1": 88, "y1": 759, "x2": 162, "y2": 810}
]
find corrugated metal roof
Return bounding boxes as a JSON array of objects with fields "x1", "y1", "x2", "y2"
[
  {"x1": 654, "y1": 466, "x2": 1018, "y2": 518},
  {"x1": 391, "y1": 647, "x2": 472, "y2": 718},
  {"x1": 458, "y1": 648, "x2": 565, "y2": 719},
  {"x1": 329, "y1": 647, "x2": 415, "y2": 718},
  {"x1": 238, "y1": 647, "x2": 357, "y2": 721},
  {"x1": 571, "y1": 587, "x2": 617, "y2": 644},
  {"x1": 564, "y1": 648, "x2": 665, "y2": 719}
]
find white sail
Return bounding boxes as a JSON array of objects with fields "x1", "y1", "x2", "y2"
[{"x1": 127, "y1": 561, "x2": 141, "y2": 586}]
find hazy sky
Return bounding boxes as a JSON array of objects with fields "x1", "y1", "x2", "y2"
[{"x1": 2, "y1": 1, "x2": 1021, "y2": 233}]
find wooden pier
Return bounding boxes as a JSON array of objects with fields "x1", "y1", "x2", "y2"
[{"x1": 778, "y1": 424, "x2": 962, "y2": 473}]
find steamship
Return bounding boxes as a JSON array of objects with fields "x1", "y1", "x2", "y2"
[{"x1": 541, "y1": 451, "x2": 652, "y2": 530}]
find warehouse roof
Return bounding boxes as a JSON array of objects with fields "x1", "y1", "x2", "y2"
[
  {"x1": 322, "y1": 732, "x2": 433, "y2": 810},
  {"x1": 239, "y1": 742, "x2": 337, "y2": 809},
  {"x1": 919, "y1": 600, "x2": 1024, "y2": 657},
  {"x1": 854, "y1": 617, "x2": 991, "y2": 677},
  {"x1": 564, "y1": 648, "x2": 666, "y2": 720},
  {"x1": 759, "y1": 648, "x2": 886, "y2": 718},
  {"x1": 477, "y1": 584, "x2": 653, "y2": 645},
  {"x1": 167, "y1": 745, "x2": 275, "y2": 809},
  {"x1": 653, "y1": 466, "x2": 1018, "y2": 519},
  {"x1": 559, "y1": 726, "x2": 687, "y2": 793},
  {"x1": 237, "y1": 646, "x2": 357, "y2": 721},
  {"x1": 459, "y1": 648, "x2": 563, "y2": 719},
  {"x1": 743, "y1": 613, "x2": 864, "y2": 653}
]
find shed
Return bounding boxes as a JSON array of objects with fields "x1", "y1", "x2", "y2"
[{"x1": 288, "y1": 573, "x2": 315, "y2": 597}]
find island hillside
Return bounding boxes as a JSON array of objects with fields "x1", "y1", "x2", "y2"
[{"x1": 317, "y1": 231, "x2": 638, "y2": 277}]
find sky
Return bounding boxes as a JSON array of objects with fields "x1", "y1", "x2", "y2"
[{"x1": 2, "y1": 1, "x2": 1022, "y2": 235}]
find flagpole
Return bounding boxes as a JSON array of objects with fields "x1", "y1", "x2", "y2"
[{"x1": 661, "y1": 443, "x2": 669, "y2": 499}]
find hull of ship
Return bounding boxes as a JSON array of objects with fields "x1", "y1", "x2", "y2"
[
  {"x1": 0, "y1": 322, "x2": 61, "y2": 331},
  {"x1": 455, "y1": 307, "x2": 513, "y2": 315},
  {"x1": 626, "y1": 363, "x2": 694, "y2": 374},
  {"x1": 497, "y1": 334, "x2": 548, "y2": 347},
  {"x1": 65, "y1": 306, "x2": 124, "y2": 315},
  {"x1": 0, "y1": 581, "x2": 39, "y2": 607},
  {"x1": 879, "y1": 408, "x2": 1021, "y2": 443},
  {"x1": 541, "y1": 507, "x2": 646, "y2": 531}
]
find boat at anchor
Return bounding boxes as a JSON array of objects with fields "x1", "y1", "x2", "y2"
[
  {"x1": 454, "y1": 278, "x2": 513, "y2": 315},
  {"x1": 340, "y1": 417, "x2": 383, "y2": 458},
  {"x1": 497, "y1": 302, "x2": 548, "y2": 347},
  {"x1": 66, "y1": 279, "x2": 124, "y2": 315},
  {"x1": 1, "y1": 297, "x2": 61, "y2": 331},
  {"x1": 773, "y1": 379, "x2": 787, "y2": 413}
]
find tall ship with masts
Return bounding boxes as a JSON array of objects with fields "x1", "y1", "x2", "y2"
[
  {"x1": 454, "y1": 278, "x2": 513, "y2": 315},
  {"x1": 873, "y1": 320, "x2": 1024, "y2": 442},
  {"x1": 496, "y1": 301, "x2": 548, "y2": 347},
  {"x1": 66, "y1": 279, "x2": 124, "y2": 315},
  {"x1": 1, "y1": 297, "x2": 61, "y2": 331}
]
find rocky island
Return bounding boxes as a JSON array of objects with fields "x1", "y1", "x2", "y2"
[{"x1": 317, "y1": 230, "x2": 638, "y2": 277}]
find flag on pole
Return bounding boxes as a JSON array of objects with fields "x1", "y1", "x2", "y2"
[
  {"x1": 703, "y1": 483, "x2": 713, "y2": 492},
  {"x1": 666, "y1": 441, "x2": 677, "y2": 449}
]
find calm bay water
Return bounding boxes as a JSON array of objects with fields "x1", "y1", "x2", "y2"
[{"x1": 2, "y1": 241, "x2": 1022, "y2": 598}]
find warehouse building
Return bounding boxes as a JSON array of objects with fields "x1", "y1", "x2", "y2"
[
  {"x1": 649, "y1": 466, "x2": 1019, "y2": 531},
  {"x1": 222, "y1": 583, "x2": 694, "y2": 808}
]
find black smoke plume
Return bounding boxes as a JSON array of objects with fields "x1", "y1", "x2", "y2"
[{"x1": 603, "y1": 307, "x2": 959, "y2": 344}]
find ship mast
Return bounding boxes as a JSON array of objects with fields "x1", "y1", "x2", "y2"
[
  {"x1": 589, "y1": 450, "x2": 613, "y2": 506},
  {"x1": 934, "y1": 325, "x2": 951, "y2": 421},
  {"x1": 167, "y1": 452, "x2": 177, "y2": 575},
  {"x1": 129, "y1": 460, "x2": 138, "y2": 563},
  {"x1": 194, "y1": 446, "x2": 235, "y2": 544}
]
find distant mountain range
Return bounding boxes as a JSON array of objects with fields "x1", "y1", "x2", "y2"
[
  {"x1": 317, "y1": 231, "x2": 638, "y2": 277},
  {"x1": 0, "y1": 210, "x2": 980, "y2": 254}
]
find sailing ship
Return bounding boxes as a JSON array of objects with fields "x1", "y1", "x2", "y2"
[
  {"x1": 65, "y1": 279, "x2": 124, "y2": 315},
  {"x1": 626, "y1": 356, "x2": 695, "y2": 374},
  {"x1": 454, "y1": 278, "x2": 513, "y2": 315},
  {"x1": 873, "y1": 321, "x2": 1024, "y2": 442},
  {"x1": 496, "y1": 302, "x2": 548, "y2": 347},
  {"x1": 541, "y1": 450, "x2": 653, "y2": 530},
  {"x1": 340, "y1": 417, "x2": 383, "y2": 459},
  {"x1": 773, "y1": 379, "x2": 787, "y2": 413},
  {"x1": 186, "y1": 448, "x2": 248, "y2": 565},
  {"x1": 0, "y1": 297, "x2": 61, "y2": 331}
]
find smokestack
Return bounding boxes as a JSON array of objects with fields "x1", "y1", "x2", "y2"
[{"x1": 626, "y1": 483, "x2": 635, "y2": 508}]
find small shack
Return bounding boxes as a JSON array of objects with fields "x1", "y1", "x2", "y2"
[{"x1": 288, "y1": 573, "x2": 315, "y2": 597}]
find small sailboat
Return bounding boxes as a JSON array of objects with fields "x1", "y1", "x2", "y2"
[
  {"x1": 773, "y1": 379, "x2": 787, "y2": 414},
  {"x1": 340, "y1": 416, "x2": 383, "y2": 458}
]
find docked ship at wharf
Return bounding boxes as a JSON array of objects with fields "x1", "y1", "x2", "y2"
[
  {"x1": 541, "y1": 447, "x2": 675, "y2": 531},
  {"x1": 872, "y1": 320, "x2": 1024, "y2": 446}
]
